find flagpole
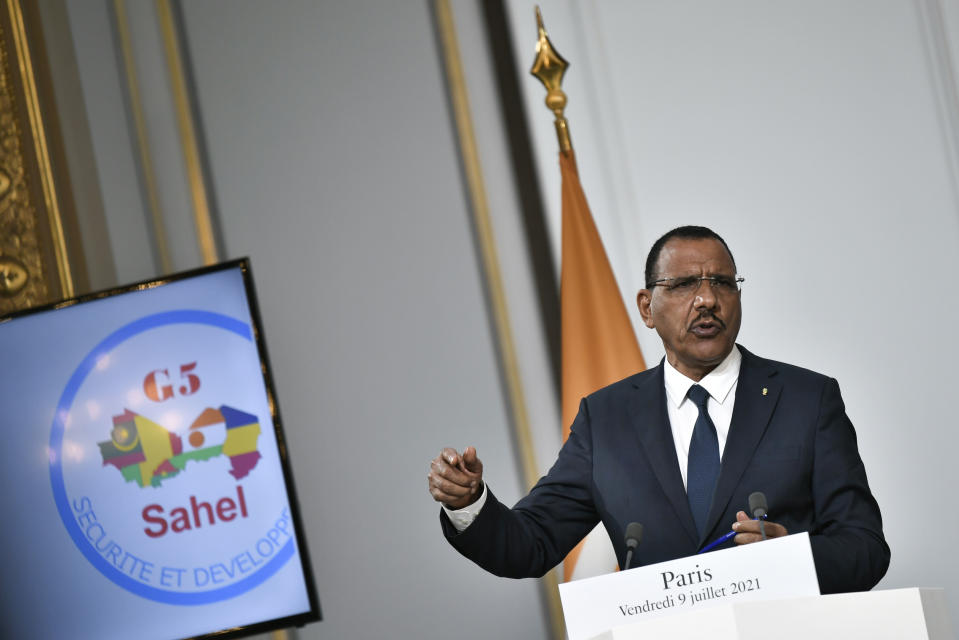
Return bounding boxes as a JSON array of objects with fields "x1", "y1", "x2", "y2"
[{"x1": 529, "y1": 6, "x2": 648, "y2": 586}]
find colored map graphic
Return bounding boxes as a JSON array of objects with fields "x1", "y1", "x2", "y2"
[{"x1": 98, "y1": 406, "x2": 263, "y2": 487}]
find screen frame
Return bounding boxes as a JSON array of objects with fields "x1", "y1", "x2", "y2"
[{"x1": 0, "y1": 257, "x2": 322, "y2": 640}]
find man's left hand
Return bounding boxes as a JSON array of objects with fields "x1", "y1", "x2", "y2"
[{"x1": 732, "y1": 510, "x2": 788, "y2": 544}]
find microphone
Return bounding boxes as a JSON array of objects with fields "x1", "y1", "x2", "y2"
[
  {"x1": 748, "y1": 492, "x2": 768, "y2": 540},
  {"x1": 623, "y1": 522, "x2": 644, "y2": 570}
]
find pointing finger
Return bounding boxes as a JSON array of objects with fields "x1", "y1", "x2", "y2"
[{"x1": 461, "y1": 446, "x2": 484, "y2": 474}]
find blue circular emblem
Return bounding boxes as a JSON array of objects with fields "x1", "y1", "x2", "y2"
[{"x1": 49, "y1": 310, "x2": 295, "y2": 604}]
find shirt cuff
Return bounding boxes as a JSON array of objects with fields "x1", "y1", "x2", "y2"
[{"x1": 441, "y1": 483, "x2": 488, "y2": 532}]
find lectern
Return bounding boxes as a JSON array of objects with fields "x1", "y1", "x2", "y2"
[{"x1": 558, "y1": 533, "x2": 953, "y2": 640}]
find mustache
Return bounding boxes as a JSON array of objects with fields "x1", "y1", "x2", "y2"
[{"x1": 689, "y1": 312, "x2": 726, "y2": 331}]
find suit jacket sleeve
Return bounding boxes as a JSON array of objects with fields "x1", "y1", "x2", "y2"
[
  {"x1": 439, "y1": 398, "x2": 600, "y2": 578},
  {"x1": 808, "y1": 377, "x2": 890, "y2": 593}
]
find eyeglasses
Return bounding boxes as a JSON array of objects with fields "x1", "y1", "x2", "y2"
[{"x1": 646, "y1": 275, "x2": 744, "y2": 297}]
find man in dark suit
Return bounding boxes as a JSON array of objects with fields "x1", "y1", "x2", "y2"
[{"x1": 428, "y1": 226, "x2": 889, "y2": 594}]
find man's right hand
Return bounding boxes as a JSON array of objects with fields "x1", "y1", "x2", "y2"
[{"x1": 428, "y1": 446, "x2": 484, "y2": 510}]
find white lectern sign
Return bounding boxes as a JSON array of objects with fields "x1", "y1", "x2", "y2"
[{"x1": 559, "y1": 532, "x2": 820, "y2": 640}]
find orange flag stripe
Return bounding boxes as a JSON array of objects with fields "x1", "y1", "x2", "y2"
[{"x1": 560, "y1": 151, "x2": 646, "y2": 579}]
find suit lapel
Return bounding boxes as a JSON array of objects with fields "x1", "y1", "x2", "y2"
[
  {"x1": 702, "y1": 347, "x2": 781, "y2": 542},
  {"x1": 629, "y1": 364, "x2": 699, "y2": 546}
]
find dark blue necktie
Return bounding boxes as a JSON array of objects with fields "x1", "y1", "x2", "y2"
[{"x1": 686, "y1": 384, "x2": 720, "y2": 538}]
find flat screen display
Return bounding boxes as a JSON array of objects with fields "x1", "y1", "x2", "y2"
[{"x1": 0, "y1": 259, "x2": 320, "y2": 639}]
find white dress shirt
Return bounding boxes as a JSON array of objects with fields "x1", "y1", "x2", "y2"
[
  {"x1": 663, "y1": 345, "x2": 741, "y2": 489},
  {"x1": 444, "y1": 346, "x2": 743, "y2": 531}
]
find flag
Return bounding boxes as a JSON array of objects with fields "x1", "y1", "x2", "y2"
[{"x1": 560, "y1": 150, "x2": 646, "y2": 581}]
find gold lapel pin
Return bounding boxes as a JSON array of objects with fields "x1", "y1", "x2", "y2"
[{"x1": 762, "y1": 387, "x2": 768, "y2": 396}]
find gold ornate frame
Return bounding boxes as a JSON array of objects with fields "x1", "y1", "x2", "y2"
[{"x1": 0, "y1": 0, "x2": 84, "y2": 314}]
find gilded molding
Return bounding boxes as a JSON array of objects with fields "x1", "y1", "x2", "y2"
[
  {"x1": 0, "y1": 7, "x2": 48, "y2": 310},
  {"x1": 0, "y1": 256, "x2": 29, "y2": 296},
  {"x1": 0, "y1": 0, "x2": 81, "y2": 313},
  {"x1": 8, "y1": 0, "x2": 73, "y2": 299}
]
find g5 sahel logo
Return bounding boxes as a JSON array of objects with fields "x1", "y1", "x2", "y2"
[{"x1": 49, "y1": 311, "x2": 297, "y2": 604}]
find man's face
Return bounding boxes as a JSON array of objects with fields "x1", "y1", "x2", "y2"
[{"x1": 637, "y1": 237, "x2": 742, "y2": 381}]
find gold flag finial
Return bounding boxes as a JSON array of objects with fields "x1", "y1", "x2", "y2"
[{"x1": 530, "y1": 6, "x2": 572, "y2": 153}]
